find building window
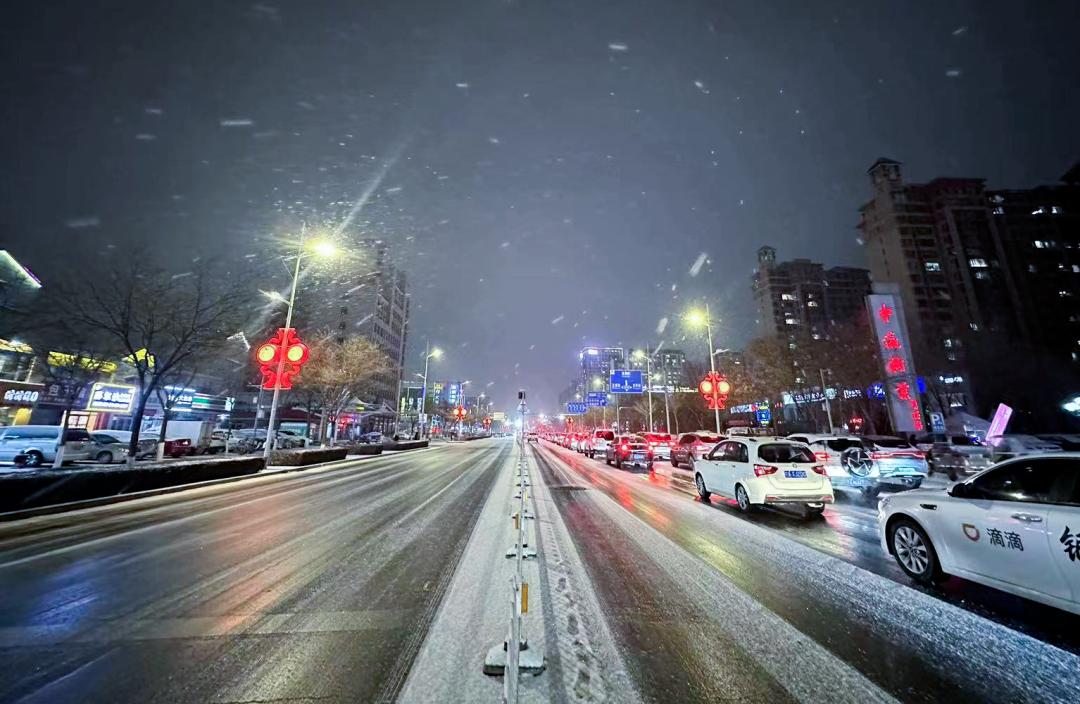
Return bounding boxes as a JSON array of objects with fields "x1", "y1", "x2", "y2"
[
  {"x1": 807, "y1": 301, "x2": 819, "y2": 308},
  {"x1": 992, "y1": 207, "x2": 1004, "y2": 216},
  {"x1": 785, "y1": 318, "x2": 798, "y2": 325},
  {"x1": 943, "y1": 339, "x2": 953, "y2": 349},
  {"x1": 925, "y1": 261, "x2": 941, "y2": 272},
  {"x1": 1029, "y1": 264, "x2": 1038, "y2": 273},
  {"x1": 1060, "y1": 290, "x2": 1073, "y2": 298},
  {"x1": 969, "y1": 322, "x2": 979, "y2": 331},
  {"x1": 781, "y1": 293, "x2": 796, "y2": 301},
  {"x1": 968, "y1": 258, "x2": 988, "y2": 268},
  {"x1": 1052, "y1": 206, "x2": 1064, "y2": 215}
]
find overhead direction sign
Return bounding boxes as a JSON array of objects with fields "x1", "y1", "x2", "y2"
[
  {"x1": 609, "y1": 370, "x2": 644, "y2": 394},
  {"x1": 586, "y1": 391, "x2": 608, "y2": 407},
  {"x1": 566, "y1": 401, "x2": 587, "y2": 415}
]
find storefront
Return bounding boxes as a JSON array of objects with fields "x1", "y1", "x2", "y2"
[{"x1": 0, "y1": 380, "x2": 44, "y2": 426}]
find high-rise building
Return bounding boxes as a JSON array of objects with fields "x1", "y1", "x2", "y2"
[
  {"x1": 580, "y1": 346, "x2": 624, "y2": 393},
  {"x1": 858, "y1": 158, "x2": 1033, "y2": 408},
  {"x1": 753, "y1": 246, "x2": 871, "y2": 340},
  {"x1": 298, "y1": 239, "x2": 409, "y2": 408},
  {"x1": 989, "y1": 164, "x2": 1080, "y2": 369}
]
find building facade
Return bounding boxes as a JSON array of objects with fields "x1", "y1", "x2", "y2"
[
  {"x1": 579, "y1": 346, "x2": 625, "y2": 393},
  {"x1": 753, "y1": 246, "x2": 872, "y2": 341}
]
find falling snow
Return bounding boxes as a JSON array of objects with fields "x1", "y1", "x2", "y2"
[
  {"x1": 689, "y1": 253, "x2": 707, "y2": 277},
  {"x1": 551, "y1": 315, "x2": 565, "y2": 325},
  {"x1": 220, "y1": 118, "x2": 254, "y2": 127},
  {"x1": 608, "y1": 42, "x2": 628, "y2": 52}
]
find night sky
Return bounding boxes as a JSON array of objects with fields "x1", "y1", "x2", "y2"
[{"x1": 3, "y1": 0, "x2": 1078, "y2": 413}]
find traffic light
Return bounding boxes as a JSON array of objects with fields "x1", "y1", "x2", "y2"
[
  {"x1": 698, "y1": 371, "x2": 731, "y2": 410},
  {"x1": 452, "y1": 406, "x2": 467, "y2": 419},
  {"x1": 256, "y1": 328, "x2": 310, "y2": 390}
]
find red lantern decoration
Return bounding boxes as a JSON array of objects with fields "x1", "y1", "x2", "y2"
[
  {"x1": 877, "y1": 303, "x2": 894, "y2": 324},
  {"x1": 698, "y1": 371, "x2": 731, "y2": 410},
  {"x1": 256, "y1": 328, "x2": 310, "y2": 390}
]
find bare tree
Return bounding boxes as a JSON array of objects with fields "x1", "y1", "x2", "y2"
[{"x1": 62, "y1": 258, "x2": 246, "y2": 465}]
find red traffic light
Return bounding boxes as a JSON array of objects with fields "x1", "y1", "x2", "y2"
[
  {"x1": 256, "y1": 328, "x2": 310, "y2": 390},
  {"x1": 698, "y1": 371, "x2": 731, "y2": 410}
]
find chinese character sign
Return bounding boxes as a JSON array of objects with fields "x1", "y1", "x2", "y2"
[{"x1": 866, "y1": 293, "x2": 923, "y2": 432}]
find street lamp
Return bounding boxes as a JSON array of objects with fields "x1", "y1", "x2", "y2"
[
  {"x1": 633, "y1": 342, "x2": 665, "y2": 433},
  {"x1": 263, "y1": 228, "x2": 340, "y2": 458},
  {"x1": 418, "y1": 343, "x2": 443, "y2": 439},
  {"x1": 685, "y1": 303, "x2": 722, "y2": 434}
]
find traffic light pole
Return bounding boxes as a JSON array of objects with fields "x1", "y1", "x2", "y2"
[{"x1": 263, "y1": 230, "x2": 305, "y2": 459}]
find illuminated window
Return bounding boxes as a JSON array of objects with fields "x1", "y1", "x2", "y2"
[
  {"x1": 968, "y1": 258, "x2": 988, "y2": 268},
  {"x1": 781, "y1": 293, "x2": 796, "y2": 301},
  {"x1": 925, "y1": 261, "x2": 941, "y2": 271},
  {"x1": 974, "y1": 271, "x2": 989, "y2": 280},
  {"x1": 992, "y1": 207, "x2": 1004, "y2": 216},
  {"x1": 807, "y1": 300, "x2": 819, "y2": 308}
]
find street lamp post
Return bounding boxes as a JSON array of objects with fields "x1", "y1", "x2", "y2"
[
  {"x1": 418, "y1": 342, "x2": 442, "y2": 439},
  {"x1": 687, "y1": 303, "x2": 722, "y2": 435},
  {"x1": 819, "y1": 368, "x2": 834, "y2": 433}
]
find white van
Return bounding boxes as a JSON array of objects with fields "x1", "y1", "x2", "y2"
[{"x1": 0, "y1": 426, "x2": 93, "y2": 467}]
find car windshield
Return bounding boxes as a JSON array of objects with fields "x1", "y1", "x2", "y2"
[
  {"x1": 758, "y1": 443, "x2": 816, "y2": 464},
  {"x1": 3, "y1": 2, "x2": 1077, "y2": 701}
]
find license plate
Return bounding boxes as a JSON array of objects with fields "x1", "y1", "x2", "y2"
[
  {"x1": 784, "y1": 470, "x2": 807, "y2": 479},
  {"x1": 631, "y1": 452, "x2": 646, "y2": 460}
]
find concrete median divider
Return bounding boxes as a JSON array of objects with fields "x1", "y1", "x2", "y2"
[
  {"x1": 269, "y1": 447, "x2": 348, "y2": 465},
  {"x1": 382, "y1": 439, "x2": 429, "y2": 451},
  {"x1": 343, "y1": 444, "x2": 383, "y2": 456},
  {"x1": 0, "y1": 456, "x2": 265, "y2": 514}
]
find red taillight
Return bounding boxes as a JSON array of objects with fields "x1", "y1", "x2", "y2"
[
  {"x1": 620, "y1": 443, "x2": 630, "y2": 453},
  {"x1": 811, "y1": 464, "x2": 826, "y2": 475},
  {"x1": 814, "y1": 451, "x2": 830, "y2": 462},
  {"x1": 753, "y1": 464, "x2": 778, "y2": 477},
  {"x1": 869, "y1": 451, "x2": 885, "y2": 460}
]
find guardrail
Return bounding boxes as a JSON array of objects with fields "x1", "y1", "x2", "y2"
[{"x1": 484, "y1": 439, "x2": 544, "y2": 699}]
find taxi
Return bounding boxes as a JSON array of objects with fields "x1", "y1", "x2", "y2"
[{"x1": 878, "y1": 454, "x2": 1080, "y2": 614}]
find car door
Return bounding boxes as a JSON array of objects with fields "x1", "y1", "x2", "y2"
[
  {"x1": 1042, "y1": 461, "x2": 1080, "y2": 606},
  {"x1": 944, "y1": 459, "x2": 1070, "y2": 601},
  {"x1": 721, "y1": 441, "x2": 749, "y2": 497},
  {"x1": 64, "y1": 428, "x2": 92, "y2": 460},
  {"x1": 0, "y1": 428, "x2": 17, "y2": 462},
  {"x1": 696, "y1": 441, "x2": 729, "y2": 494}
]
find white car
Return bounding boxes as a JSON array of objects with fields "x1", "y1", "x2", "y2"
[
  {"x1": 693, "y1": 437, "x2": 834, "y2": 517},
  {"x1": 985, "y1": 434, "x2": 1062, "y2": 463},
  {"x1": 788, "y1": 434, "x2": 928, "y2": 498},
  {"x1": 879, "y1": 454, "x2": 1080, "y2": 615}
]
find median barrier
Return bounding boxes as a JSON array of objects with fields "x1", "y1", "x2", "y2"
[
  {"x1": 343, "y1": 444, "x2": 383, "y2": 456},
  {"x1": 382, "y1": 440, "x2": 429, "y2": 451},
  {"x1": 0, "y1": 456, "x2": 265, "y2": 513},
  {"x1": 269, "y1": 447, "x2": 348, "y2": 465}
]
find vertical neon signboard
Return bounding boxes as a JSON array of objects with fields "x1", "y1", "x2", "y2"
[{"x1": 867, "y1": 294, "x2": 924, "y2": 433}]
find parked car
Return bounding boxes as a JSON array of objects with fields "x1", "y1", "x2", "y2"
[
  {"x1": 604, "y1": 434, "x2": 653, "y2": 470},
  {"x1": 643, "y1": 433, "x2": 673, "y2": 461},
  {"x1": 582, "y1": 429, "x2": 615, "y2": 459},
  {"x1": 670, "y1": 431, "x2": 724, "y2": 472},
  {"x1": 526, "y1": 431, "x2": 539, "y2": 444},
  {"x1": 692, "y1": 437, "x2": 833, "y2": 517},
  {"x1": 94, "y1": 429, "x2": 157, "y2": 459},
  {"x1": 926, "y1": 435, "x2": 994, "y2": 480},
  {"x1": 879, "y1": 453, "x2": 1080, "y2": 615},
  {"x1": 0, "y1": 425, "x2": 93, "y2": 467},
  {"x1": 89, "y1": 432, "x2": 131, "y2": 463},
  {"x1": 985, "y1": 434, "x2": 1062, "y2": 462},
  {"x1": 788, "y1": 434, "x2": 928, "y2": 498}
]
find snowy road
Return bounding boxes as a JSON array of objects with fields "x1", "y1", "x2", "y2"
[
  {"x1": 532, "y1": 441, "x2": 1080, "y2": 703},
  {"x1": 0, "y1": 442, "x2": 508, "y2": 703}
]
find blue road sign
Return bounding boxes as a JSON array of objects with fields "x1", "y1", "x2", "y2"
[
  {"x1": 566, "y1": 401, "x2": 587, "y2": 415},
  {"x1": 609, "y1": 370, "x2": 644, "y2": 394},
  {"x1": 756, "y1": 408, "x2": 772, "y2": 424},
  {"x1": 929, "y1": 412, "x2": 945, "y2": 433},
  {"x1": 586, "y1": 391, "x2": 608, "y2": 407}
]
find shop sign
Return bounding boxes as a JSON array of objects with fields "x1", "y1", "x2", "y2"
[
  {"x1": 0, "y1": 381, "x2": 44, "y2": 407},
  {"x1": 87, "y1": 382, "x2": 137, "y2": 413}
]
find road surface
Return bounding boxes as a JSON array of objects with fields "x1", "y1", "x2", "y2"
[{"x1": 0, "y1": 441, "x2": 508, "y2": 703}]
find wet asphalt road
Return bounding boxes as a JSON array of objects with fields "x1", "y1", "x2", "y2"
[
  {"x1": 0, "y1": 441, "x2": 508, "y2": 704},
  {"x1": 533, "y1": 441, "x2": 1080, "y2": 704}
]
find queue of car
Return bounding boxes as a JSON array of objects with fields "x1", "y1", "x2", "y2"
[{"x1": 534, "y1": 426, "x2": 1080, "y2": 615}]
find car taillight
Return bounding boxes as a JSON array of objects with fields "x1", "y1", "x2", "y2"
[
  {"x1": 869, "y1": 451, "x2": 885, "y2": 460},
  {"x1": 620, "y1": 444, "x2": 630, "y2": 453},
  {"x1": 811, "y1": 464, "x2": 826, "y2": 475},
  {"x1": 814, "y1": 451, "x2": 830, "y2": 462},
  {"x1": 753, "y1": 464, "x2": 778, "y2": 477}
]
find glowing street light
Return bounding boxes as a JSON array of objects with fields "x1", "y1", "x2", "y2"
[
  {"x1": 417, "y1": 342, "x2": 444, "y2": 439},
  {"x1": 262, "y1": 227, "x2": 343, "y2": 457},
  {"x1": 684, "y1": 303, "x2": 721, "y2": 434}
]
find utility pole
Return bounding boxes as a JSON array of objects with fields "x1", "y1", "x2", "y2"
[
  {"x1": 704, "y1": 303, "x2": 721, "y2": 435},
  {"x1": 820, "y1": 368, "x2": 834, "y2": 433},
  {"x1": 263, "y1": 226, "x2": 306, "y2": 459}
]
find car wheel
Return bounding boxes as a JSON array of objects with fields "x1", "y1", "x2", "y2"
[
  {"x1": 96, "y1": 451, "x2": 113, "y2": 464},
  {"x1": 694, "y1": 473, "x2": 710, "y2": 501},
  {"x1": 860, "y1": 485, "x2": 880, "y2": 501},
  {"x1": 25, "y1": 450, "x2": 44, "y2": 468},
  {"x1": 909, "y1": 478, "x2": 923, "y2": 490},
  {"x1": 646, "y1": 462, "x2": 654, "y2": 473},
  {"x1": 888, "y1": 518, "x2": 944, "y2": 585},
  {"x1": 615, "y1": 457, "x2": 622, "y2": 469},
  {"x1": 686, "y1": 457, "x2": 695, "y2": 473},
  {"x1": 947, "y1": 466, "x2": 960, "y2": 482},
  {"x1": 735, "y1": 484, "x2": 756, "y2": 513},
  {"x1": 670, "y1": 457, "x2": 679, "y2": 468},
  {"x1": 804, "y1": 504, "x2": 825, "y2": 519},
  {"x1": 605, "y1": 455, "x2": 611, "y2": 466}
]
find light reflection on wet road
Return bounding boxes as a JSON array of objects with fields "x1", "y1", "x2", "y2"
[{"x1": 534, "y1": 441, "x2": 1080, "y2": 704}]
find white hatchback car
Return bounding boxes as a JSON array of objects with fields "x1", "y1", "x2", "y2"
[
  {"x1": 879, "y1": 454, "x2": 1080, "y2": 615},
  {"x1": 693, "y1": 438, "x2": 834, "y2": 517}
]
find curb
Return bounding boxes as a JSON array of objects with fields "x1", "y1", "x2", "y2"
[{"x1": 0, "y1": 445, "x2": 440, "y2": 524}]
